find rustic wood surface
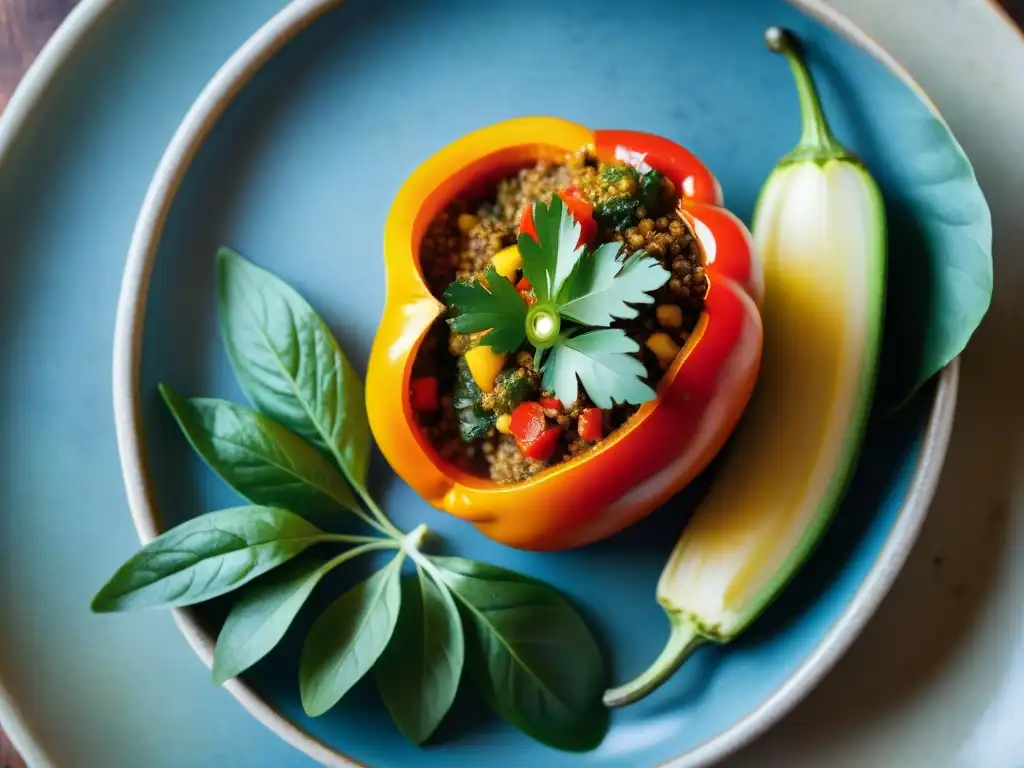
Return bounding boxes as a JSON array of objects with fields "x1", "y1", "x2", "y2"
[{"x1": 0, "y1": 0, "x2": 1021, "y2": 766}]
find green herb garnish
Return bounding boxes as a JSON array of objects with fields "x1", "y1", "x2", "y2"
[
  {"x1": 453, "y1": 355, "x2": 496, "y2": 441},
  {"x1": 445, "y1": 195, "x2": 670, "y2": 408},
  {"x1": 543, "y1": 329, "x2": 656, "y2": 409},
  {"x1": 92, "y1": 249, "x2": 608, "y2": 751},
  {"x1": 443, "y1": 265, "x2": 528, "y2": 354},
  {"x1": 593, "y1": 195, "x2": 641, "y2": 230},
  {"x1": 560, "y1": 246, "x2": 668, "y2": 326},
  {"x1": 639, "y1": 169, "x2": 670, "y2": 217}
]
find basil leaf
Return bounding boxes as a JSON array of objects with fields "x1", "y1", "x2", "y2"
[
  {"x1": 432, "y1": 557, "x2": 608, "y2": 752},
  {"x1": 91, "y1": 507, "x2": 327, "y2": 612},
  {"x1": 160, "y1": 385, "x2": 358, "y2": 518},
  {"x1": 875, "y1": 111, "x2": 993, "y2": 410},
  {"x1": 300, "y1": 557, "x2": 403, "y2": 716},
  {"x1": 216, "y1": 248, "x2": 371, "y2": 489},
  {"x1": 212, "y1": 557, "x2": 330, "y2": 685},
  {"x1": 375, "y1": 567, "x2": 464, "y2": 744}
]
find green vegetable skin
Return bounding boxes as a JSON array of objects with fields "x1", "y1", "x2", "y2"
[{"x1": 603, "y1": 27, "x2": 887, "y2": 707}]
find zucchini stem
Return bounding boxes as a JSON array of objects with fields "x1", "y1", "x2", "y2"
[
  {"x1": 602, "y1": 612, "x2": 705, "y2": 707},
  {"x1": 765, "y1": 26, "x2": 851, "y2": 163}
]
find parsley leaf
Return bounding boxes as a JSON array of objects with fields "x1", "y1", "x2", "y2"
[
  {"x1": 517, "y1": 195, "x2": 584, "y2": 304},
  {"x1": 560, "y1": 246, "x2": 670, "y2": 327},
  {"x1": 444, "y1": 266, "x2": 527, "y2": 354},
  {"x1": 541, "y1": 329, "x2": 656, "y2": 409}
]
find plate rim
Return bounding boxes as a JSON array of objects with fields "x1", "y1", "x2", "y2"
[
  {"x1": 111, "y1": 1, "x2": 962, "y2": 766},
  {"x1": 0, "y1": 0, "x2": 967, "y2": 767},
  {"x1": 0, "y1": 3, "x2": 120, "y2": 766}
]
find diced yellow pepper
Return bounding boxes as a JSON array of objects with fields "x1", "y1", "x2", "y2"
[
  {"x1": 457, "y1": 213, "x2": 479, "y2": 234},
  {"x1": 656, "y1": 304, "x2": 683, "y2": 329},
  {"x1": 465, "y1": 346, "x2": 506, "y2": 393},
  {"x1": 491, "y1": 245, "x2": 523, "y2": 279},
  {"x1": 495, "y1": 414, "x2": 512, "y2": 434},
  {"x1": 646, "y1": 332, "x2": 681, "y2": 369}
]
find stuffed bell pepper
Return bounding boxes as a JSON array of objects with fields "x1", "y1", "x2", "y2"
[{"x1": 366, "y1": 117, "x2": 763, "y2": 551}]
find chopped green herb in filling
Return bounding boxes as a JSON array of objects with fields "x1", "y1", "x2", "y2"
[{"x1": 410, "y1": 149, "x2": 707, "y2": 484}]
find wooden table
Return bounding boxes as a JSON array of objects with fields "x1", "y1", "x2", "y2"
[{"x1": 0, "y1": 0, "x2": 1021, "y2": 765}]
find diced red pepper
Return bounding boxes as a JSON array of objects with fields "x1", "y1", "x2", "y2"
[
  {"x1": 409, "y1": 376, "x2": 439, "y2": 413},
  {"x1": 521, "y1": 426, "x2": 562, "y2": 462},
  {"x1": 520, "y1": 188, "x2": 597, "y2": 249},
  {"x1": 577, "y1": 408, "x2": 603, "y2": 442},
  {"x1": 538, "y1": 396, "x2": 563, "y2": 412},
  {"x1": 509, "y1": 402, "x2": 546, "y2": 445},
  {"x1": 509, "y1": 402, "x2": 562, "y2": 462},
  {"x1": 516, "y1": 277, "x2": 536, "y2": 306}
]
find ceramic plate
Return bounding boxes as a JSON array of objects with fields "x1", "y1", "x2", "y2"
[{"x1": 0, "y1": 1, "x2": 1020, "y2": 767}]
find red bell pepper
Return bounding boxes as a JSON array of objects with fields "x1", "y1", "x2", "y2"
[
  {"x1": 520, "y1": 187, "x2": 597, "y2": 248},
  {"x1": 538, "y1": 396, "x2": 563, "y2": 412},
  {"x1": 409, "y1": 377, "x2": 439, "y2": 413},
  {"x1": 509, "y1": 402, "x2": 562, "y2": 462},
  {"x1": 577, "y1": 408, "x2": 603, "y2": 442}
]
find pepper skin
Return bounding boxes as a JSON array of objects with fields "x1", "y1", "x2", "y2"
[{"x1": 366, "y1": 117, "x2": 763, "y2": 551}]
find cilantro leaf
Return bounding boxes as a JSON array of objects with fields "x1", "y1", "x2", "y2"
[
  {"x1": 444, "y1": 266, "x2": 527, "y2": 354},
  {"x1": 517, "y1": 195, "x2": 584, "y2": 304},
  {"x1": 541, "y1": 329, "x2": 656, "y2": 409},
  {"x1": 559, "y1": 246, "x2": 670, "y2": 327}
]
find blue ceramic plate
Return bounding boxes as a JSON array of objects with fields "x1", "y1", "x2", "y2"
[{"x1": 0, "y1": 0, "x2": 983, "y2": 766}]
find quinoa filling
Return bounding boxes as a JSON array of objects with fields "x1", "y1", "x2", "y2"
[{"x1": 410, "y1": 147, "x2": 707, "y2": 484}]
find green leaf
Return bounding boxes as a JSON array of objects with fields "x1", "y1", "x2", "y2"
[
  {"x1": 375, "y1": 567, "x2": 464, "y2": 744},
  {"x1": 443, "y1": 266, "x2": 527, "y2": 354},
  {"x1": 452, "y1": 355, "x2": 482, "y2": 410},
  {"x1": 491, "y1": 368, "x2": 537, "y2": 415},
  {"x1": 159, "y1": 385, "x2": 358, "y2": 518},
  {"x1": 559, "y1": 245, "x2": 670, "y2": 326},
  {"x1": 875, "y1": 114, "x2": 993, "y2": 410},
  {"x1": 91, "y1": 507, "x2": 327, "y2": 612},
  {"x1": 593, "y1": 195, "x2": 640, "y2": 231},
  {"x1": 212, "y1": 557, "x2": 331, "y2": 685},
  {"x1": 457, "y1": 402, "x2": 496, "y2": 442},
  {"x1": 639, "y1": 169, "x2": 670, "y2": 217},
  {"x1": 300, "y1": 557, "x2": 403, "y2": 716},
  {"x1": 432, "y1": 557, "x2": 608, "y2": 752},
  {"x1": 518, "y1": 195, "x2": 584, "y2": 304},
  {"x1": 216, "y1": 248, "x2": 371, "y2": 489},
  {"x1": 543, "y1": 329, "x2": 656, "y2": 409}
]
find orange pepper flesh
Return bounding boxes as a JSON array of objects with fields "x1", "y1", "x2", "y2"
[{"x1": 366, "y1": 117, "x2": 764, "y2": 551}]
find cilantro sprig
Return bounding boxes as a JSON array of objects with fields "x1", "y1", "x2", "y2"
[
  {"x1": 443, "y1": 266, "x2": 528, "y2": 354},
  {"x1": 444, "y1": 195, "x2": 671, "y2": 407}
]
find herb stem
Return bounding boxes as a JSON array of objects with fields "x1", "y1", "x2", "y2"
[
  {"x1": 355, "y1": 486, "x2": 405, "y2": 540},
  {"x1": 322, "y1": 533, "x2": 394, "y2": 546},
  {"x1": 321, "y1": 539, "x2": 402, "y2": 571},
  {"x1": 343, "y1": 502, "x2": 391, "y2": 537},
  {"x1": 406, "y1": 547, "x2": 445, "y2": 583}
]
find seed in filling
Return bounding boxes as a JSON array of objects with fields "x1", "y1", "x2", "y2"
[{"x1": 411, "y1": 148, "x2": 707, "y2": 484}]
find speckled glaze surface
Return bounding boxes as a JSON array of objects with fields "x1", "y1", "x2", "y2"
[{"x1": 0, "y1": 1, "x2": 1020, "y2": 767}]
